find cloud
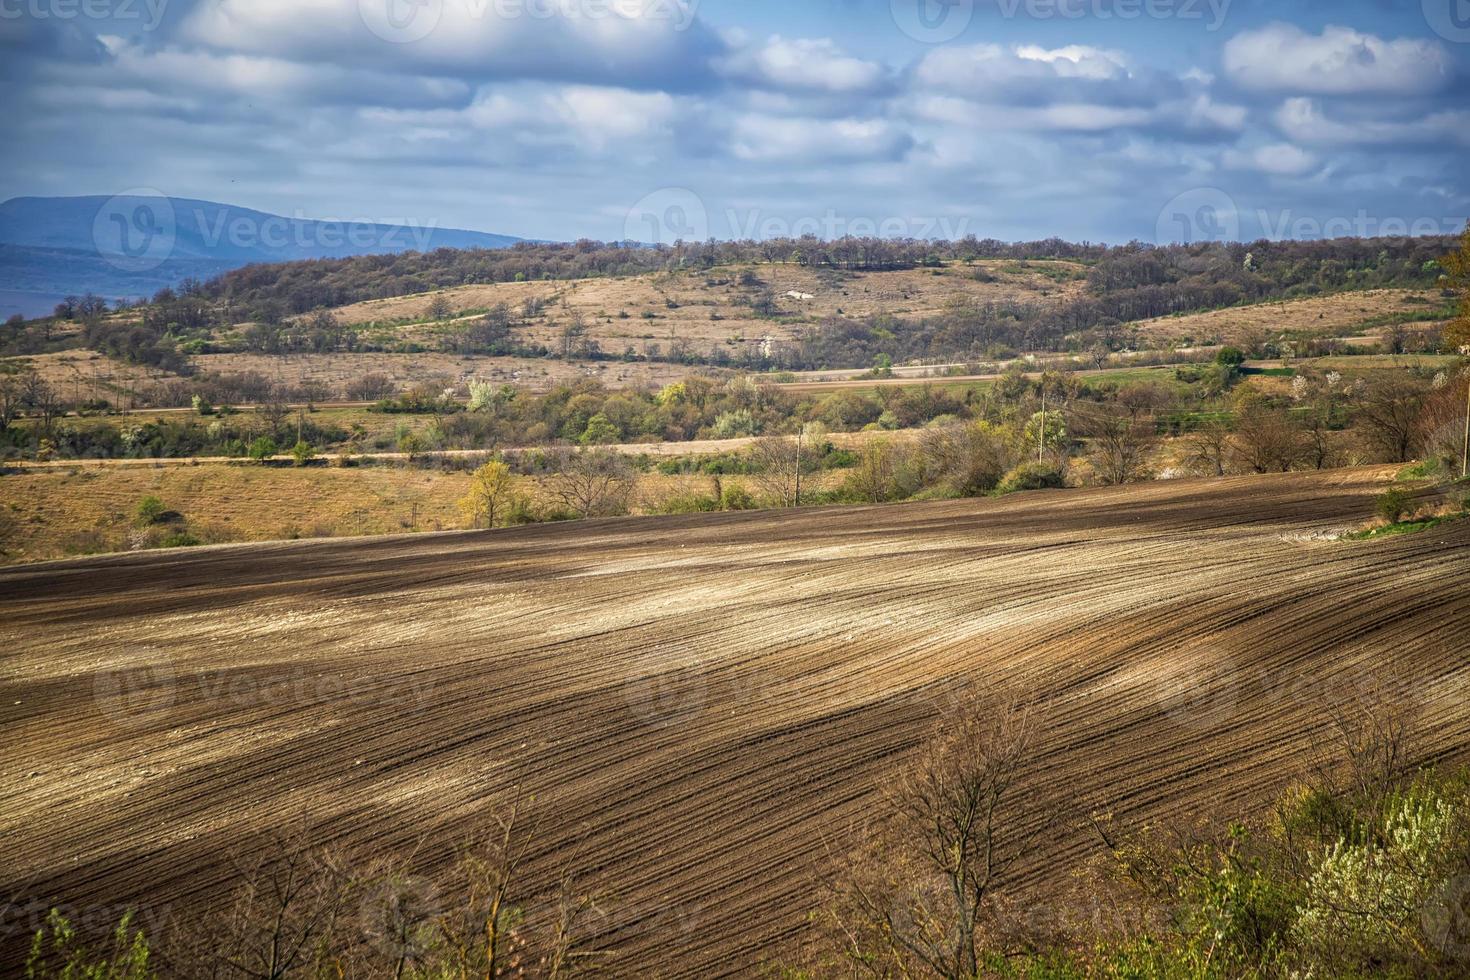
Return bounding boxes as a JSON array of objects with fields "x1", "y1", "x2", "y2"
[
  {"x1": 912, "y1": 43, "x2": 1145, "y2": 106},
  {"x1": 716, "y1": 36, "x2": 889, "y2": 95},
  {"x1": 729, "y1": 114, "x2": 915, "y2": 164},
  {"x1": 1222, "y1": 23, "x2": 1450, "y2": 96},
  {"x1": 175, "y1": 0, "x2": 723, "y2": 90},
  {"x1": 1223, "y1": 143, "x2": 1319, "y2": 177},
  {"x1": 1274, "y1": 98, "x2": 1470, "y2": 149}
]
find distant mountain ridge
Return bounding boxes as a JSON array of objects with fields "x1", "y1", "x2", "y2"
[{"x1": 0, "y1": 195, "x2": 525, "y2": 319}]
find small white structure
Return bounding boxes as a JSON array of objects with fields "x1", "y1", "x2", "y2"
[{"x1": 785, "y1": 290, "x2": 815, "y2": 301}]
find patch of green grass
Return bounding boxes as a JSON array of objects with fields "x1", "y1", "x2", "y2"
[{"x1": 1345, "y1": 512, "x2": 1468, "y2": 541}]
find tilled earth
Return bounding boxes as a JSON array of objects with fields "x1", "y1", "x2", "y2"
[{"x1": 3, "y1": 467, "x2": 1468, "y2": 976}]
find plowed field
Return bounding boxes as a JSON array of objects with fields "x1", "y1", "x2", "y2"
[{"x1": 3, "y1": 467, "x2": 1469, "y2": 976}]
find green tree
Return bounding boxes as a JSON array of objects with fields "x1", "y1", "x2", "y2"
[
  {"x1": 459, "y1": 461, "x2": 520, "y2": 529},
  {"x1": 1440, "y1": 222, "x2": 1470, "y2": 351},
  {"x1": 579, "y1": 413, "x2": 620, "y2": 445},
  {"x1": 290, "y1": 441, "x2": 316, "y2": 467},
  {"x1": 248, "y1": 436, "x2": 279, "y2": 462}
]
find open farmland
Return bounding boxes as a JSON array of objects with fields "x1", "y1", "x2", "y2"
[{"x1": 3, "y1": 467, "x2": 1468, "y2": 976}]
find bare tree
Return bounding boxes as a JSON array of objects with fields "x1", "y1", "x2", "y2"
[
  {"x1": 173, "y1": 831, "x2": 356, "y2": 980},
  {"x1": 918, "y1": 421, "x2": 1015, "y2": 497},
  {"x1": 1183, "y1": 419, "x2": 1231, "y2": 477},
  {"x1": 1079, "y1": 402, "x2": 1159, "y2": 485},
  {"x1": 1355, "y1": 377, "x2": 1430, "y2": 463},
  {"x1": 746, "y1": 434, "x2": 807, "y2": 506},
  {"x1": 348, "y1": 373, "x2": 396, "y2": 402},
  {"x1": 545, "y1": 447, "x2": 635, "y2": 518},
  {"x1": 816, "y1": 692, "x2": 1058, "y2": 979},
  {"x1": 1231, "y1": 404, "x2": 1306, "y2": 473}
]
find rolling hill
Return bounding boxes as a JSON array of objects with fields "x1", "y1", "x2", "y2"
[
  {"x1": 0, "y1": 196, "x2": 525, "y2": 319},
  {"x1": 3, "y1": 467, "x2": 1467, "y2": 976}
]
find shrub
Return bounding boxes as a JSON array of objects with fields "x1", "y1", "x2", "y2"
[
  {"x1": 135, "y1": 496, "x2": 167, "y2": 526},
  {"x1": 996, "y1": 462, "x2": 1066, "y2": 495},
  {"x1": 290, "y1": 441, "x2": 316, "y2": 467},
  {"x1": 1375, "y1": 487, "x2": 1413, "y2": 523},
  {"x1": 720, "y1": 485, "x2": 758, "y2": 511},
  {"x1": 159, "y1": 531, "x2": 201, "y2": 549},
  {"x1": 27, "y1": 909, "x2": 155, "y2": 979},
  {"x1": 247, "y1": 436, "x2": 279, "y2": 462},
  {"x1": 652, "y1": 492, "x2": 720, "y2": 515}
]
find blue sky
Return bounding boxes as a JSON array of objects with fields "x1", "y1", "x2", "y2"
[{"x1": 2, "y1": 0, "x2": 1467, "y2": 245}]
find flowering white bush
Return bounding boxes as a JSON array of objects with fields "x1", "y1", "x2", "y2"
[{"x1": 1295, "y1": 788, "x2": 1459, "y2": 969}]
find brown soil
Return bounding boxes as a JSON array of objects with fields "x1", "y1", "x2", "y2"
[{"x1": 3, "y1": 467, "x2": 1468, "y2": 974}]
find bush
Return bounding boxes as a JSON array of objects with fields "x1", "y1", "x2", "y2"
[
  {"x1": 1376, "y1": 486, "x2": 1413, "y2": 523},
  {"x1": 720, "y1": 485, "x2": 758, "y2": 511},
  {"x1": 159, "y1": 531, "x2": 201, "y2": 549},
  {"x1": 651, "y1": 492, "x2": 720, "y2": 515},
  {"x1": 996, "y1": 462, "x2": 1066, "y2": 495},
  {"x1": 135, "y1": 495, "x2": 167, "y2": 526},
  {"x1": 248, "y1": 436, "x2": 279, "y2": 462},
  {"x1": 27, "y1": 909, "x2": 155, "y2": 979}
]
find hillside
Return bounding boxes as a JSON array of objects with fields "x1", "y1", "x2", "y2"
[
  {"x1": 0, "y1": 196, "x2": 525, "y2": 319},
  {"x1": 4, "y1": 467, "x2": 1468, "y2": 976}
]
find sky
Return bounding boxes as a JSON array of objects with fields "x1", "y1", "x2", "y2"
[{"x1": 1, "y1": 0, "x2": 1468, "y2": 246}]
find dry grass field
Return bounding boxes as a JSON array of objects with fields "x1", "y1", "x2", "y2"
[
  {"x1": 321, "y1": 261, "x2": 1090, "y2": 349},
  {"x1": 1131, "y1": 288, "x2": 1449, "y2": 345},
  {"x1": 191, "y1": 351, "x2": 704, "y2": 394},
  {"x1": 3, "y1": 467, "x2": 1468, "y2": 976},
  {"x1": 0, "y1": 461, "x2": 849, "y2": 564}
]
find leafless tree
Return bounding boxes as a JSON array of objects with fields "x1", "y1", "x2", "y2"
[
  {"x1": 1355, "y1": 377, "x2": 1430, "y2": 463},
  {"x1": 816, "y1": 692, "x2": 1059, "y2": 979},
  {"x1": 348, "y1": 373, "x2": 396, "y2": 402},
  {"x1": 918, "y1": 421, "x2": 1015, "y2": 497},
  {"x1": 1231, "y1": 404, "x2": 1306, "y2": 473},
  {"x1": 1182, "y1": 419, "x2": 1231, "y2": 477},
  {"x1": 172, "y1": 830, "x2": 356, "y2": 980},
  {"x1": 1079, "y1": 402, "x2": 1159, "y2": 485},
  {"x1": 747, "y1": 434, "x2": 811, "y2": 506},
  {"x1": 545, "y1": 447, "x2": 635, "y2": 518}
]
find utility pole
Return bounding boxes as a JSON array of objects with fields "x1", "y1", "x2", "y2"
[
  {"x1": 1462, "y1": 379, "x2": 1469, "y2": 481},
  {"x1": 794, "y1": 427, "x2": 803, "y2": 507},
  {"x1": 1038, "y1": 391, "x2": 1046, "y2": 464}
]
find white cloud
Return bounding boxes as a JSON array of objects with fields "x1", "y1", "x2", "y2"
[
  {"x1": 716, "y1": 36, "x2": 888, "y2": 95},
  {"x1": 1222, "y1": 24, "x2": 1450, "y2": 96},
  {"x1": 913, "y1": 43, "x2": 1131, "y2": 98},
  {"x1": 729, "y1": 114, "x2": 913, "y2": 163},
  {"x1": 1274, "y1": 97, "x2": 1470, "y2": 148},
  {"x1": 1223, "y1": 143, "x2": 1319, "y2": 176},
  {"x1": 176, "y1": 0, "x2": 718, "y2": 89}
]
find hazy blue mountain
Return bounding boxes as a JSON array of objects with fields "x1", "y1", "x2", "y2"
[{"x1": 0, "y1": 196, "x2": 524, "y2": 319}]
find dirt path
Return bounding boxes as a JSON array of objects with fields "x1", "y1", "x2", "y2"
[
  {"x1": 1, "y1": 431, "x2": 898, "y2": 472},
  {"x1": 2, "y1": 467, "x2": 1468, "y2": 976}
]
